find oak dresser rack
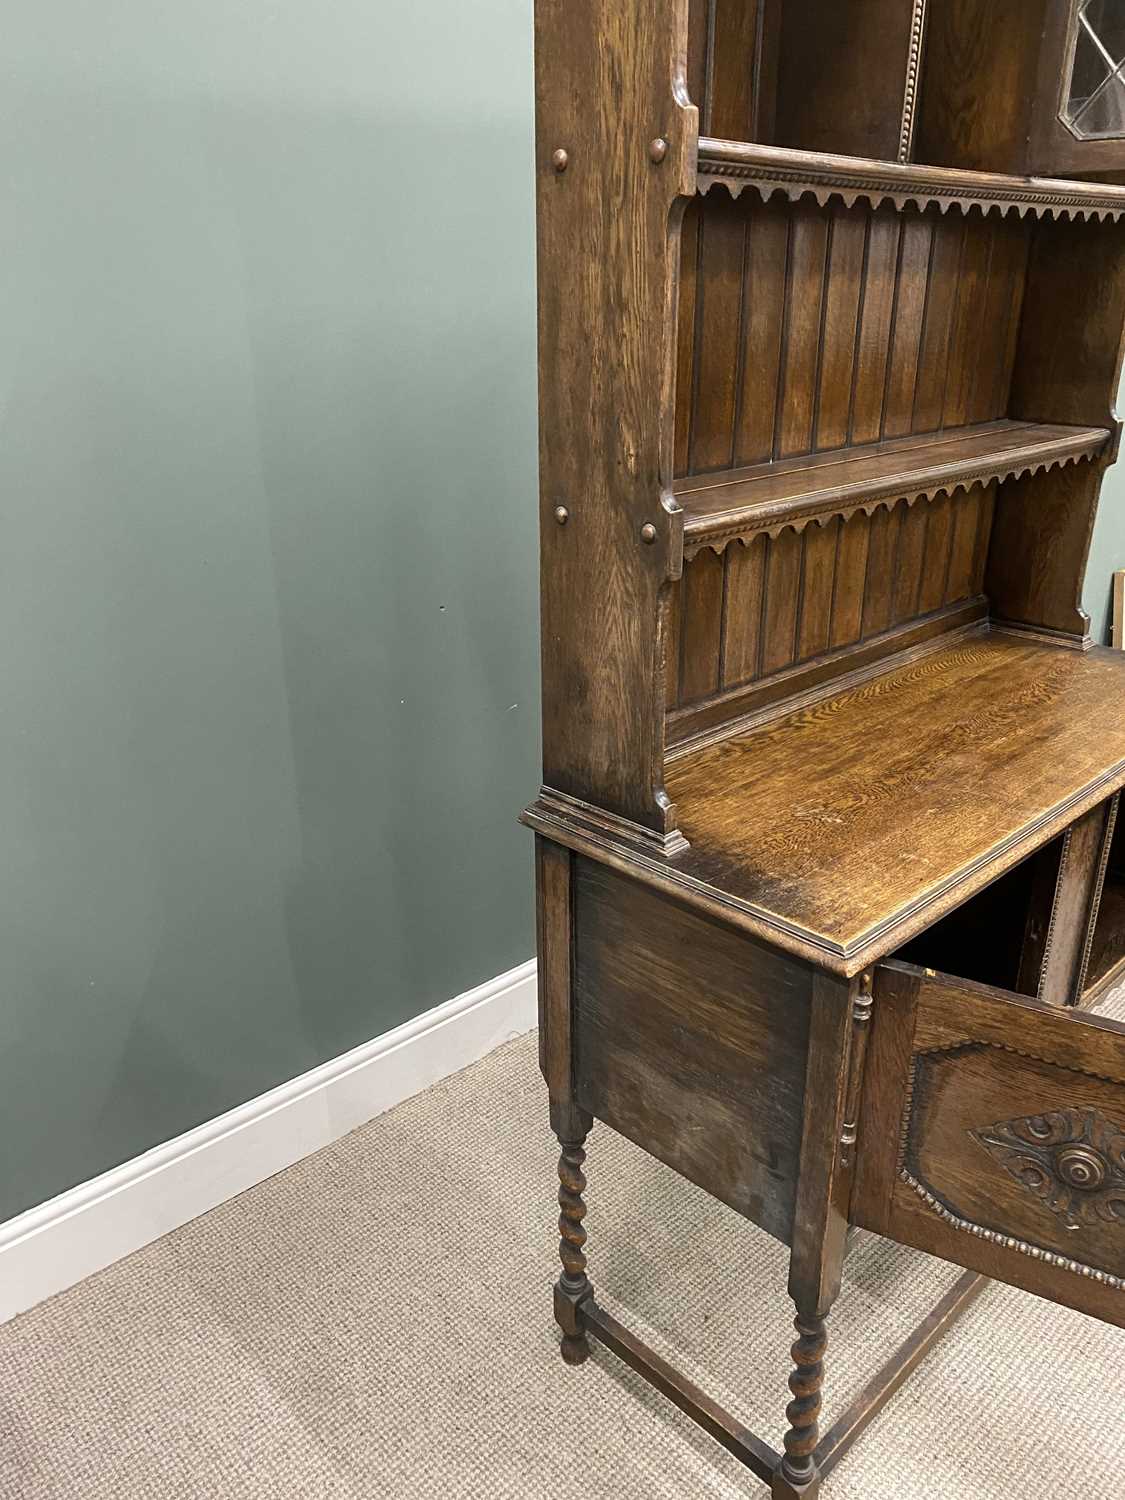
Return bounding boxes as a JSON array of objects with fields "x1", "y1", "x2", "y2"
[{"x1": 524, "y1": 3, "x2": 1125, "y2": 1495}]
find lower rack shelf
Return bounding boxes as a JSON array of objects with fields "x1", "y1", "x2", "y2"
[{"x1": 675, "y1": 419, "x2": 1110, "y2": 557}]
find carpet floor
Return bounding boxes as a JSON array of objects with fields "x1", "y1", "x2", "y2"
[{"x1": 1, "y1": 1017, "x2": 1123, "y2": 1499}]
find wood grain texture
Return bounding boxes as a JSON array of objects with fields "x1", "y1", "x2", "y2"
[
  {"x1": 674, "y1": 200, "x2": 701, "y2": 479},
  {"x1": 987, "y1": 460, "x2": 1105, "y2": 641},
  {"x1": 773, "y1": 0, "x2": 920, "y2": 160},
  {"x1": 969, "y1": 217, "x2": 1029, "y2": 424},
  {"x1": 987, "y1": 215, "x2": 1125, "y2": 644},
  {"x1": 686, "y1": 0, "x2": 776, "y2": 143},
  {"x1": 661, "y1": 634, "x2": 1125, "y2": 970},
  {"x1": 669, "y1": 602, "x2": 988, "y2": 748},
  {"x1": 734, "y1": 199, "x2": 790, "y2": 466},
  {"x1": 849, "y1": 215, "x2": 900, "y2": 445},
  {"x1": 689, "y1": 190, "x2": 749, "y2": 472},
  {"x1": 891, "y1": 501, "x2": 927, "y2": 622},
  {"x1": 678, "y1": 545, "x2": 725, "y2": 702},
  {"x1": 760, "y1": 528, "x2": 803, "y2": 676},
  {"x1": 917, "y1": 0, "x2": 1125, "y2": 178},
  {"x1": 529, "y1": 0, "x2": 1125, "y2": 1469},
  {"x1": 851, "y1": 964, "x2": 920, "y2": 1231},
  {"x1": 829, "y1": 511, "x2": 870, "y2": 649},
  {"x1": 675, "y1": 421, "x2": 1101, "y2": 552},
  {"x1": 1036, "y1": 799, "x2": 1119, "y2": 1007},
  {"x1": 1086, "y1": 813, "x2": 1125, "y2": 1003},
  {"x1": 914, "y1": 0, "x2": 1048, "y2": 174},
  {"x1": 796, "y1": 519, "x2": 838, "y2": 661},
  {"x1": 695, "y1": 137, "x2": 1125, "y2": 221},
  {"x1": 776, "y1": 1311, "x2": 829, "y2": 1494},
  {"x1": 860, "y1": 505, "x2": 900, "y2": 638},
  {"x1": 555, "y1": 1134, "x2": 592, "y2": 1364},
  {"x1": 720, "y1": 535, "x2": 766, "y2": 686},
  {"x1": 707, "y1": 0, "x2": 767, "y2": 141},
  {"x1": 571, "y1": 857, "x2": 812, "y2": 1243},
  {"x1": 942, "y1": 221, "x2": 993, "y2": 428},
  {"x1": 684, "y1": 0, "x2": 709, "y2": 124},
  {"x1": 917, "y1": 495, "x2": 955, "y2": 615},
  {"x1": 664, "y1": 575, "x2": 683, "y2": 708},
  {"x1": 776, "y1": 204, "x2": 829, "y2": 459},
  {"x1": 1016, "y1": 837, "x2": 1073, "y2": 1001},
  {"x1": 910, "y1": 214, "x2": 963, "y2": 434},
  {"x1": 537, "y1": 837, "x2": 593, "y2": 1366},
  {"x1": 788, "y1": 972, "x2": 857, "y2": 1315},
  {"x1": 882, "y1": 213, "x2": 931, "y2": 438},
  {"x1": 854, "y1": 962, "x2": 1125, "y2": 1327},
  {"x1": 1011, "y1": 216, "x2": 1125, "y2": 436},
  {"x1": 671, "y1": 473, "x2": 1014, "y2": 715},
  {"x1": 535, "y1": 0, "x2": 696, "y2": 836},
  {"x1": 775, "y1": 970, "x2": 859, "y2": 1497},
  {"x1": 815, "y1": 207, "x2": 866, "y2": 451},
  {"x1": 944, "y1": 482, "x2": 985, "y2": 602},
  {"x1": 676, "y1": 198, "x2": 1033, "y2": 483},
  {"x1": 535, "y1": 836, "x2": 574, "y2": 1098}
]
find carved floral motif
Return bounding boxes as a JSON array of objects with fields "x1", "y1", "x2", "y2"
[{"x1": 972, "y1": 1107, "x2": 1125, "y2": 1232}]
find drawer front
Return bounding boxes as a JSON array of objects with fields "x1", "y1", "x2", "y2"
[{"x1": 853, "y1": 961, "x2": 1125, "y2": 1328}]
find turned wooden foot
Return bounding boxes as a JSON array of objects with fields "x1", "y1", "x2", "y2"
[
  {"x1": 771, "y1": 1467, "x2": 821, "y2": 1499},
  {"x1": 554, "y1": 1120, "x2": 592, "y2": 1366},
  {"x1": 772, "y1": 1312, "x2": 828, "y2": 1498}
]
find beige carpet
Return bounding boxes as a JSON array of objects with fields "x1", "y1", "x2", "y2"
[{"x1": 1, "y1": 1021, "x2": 1123, "y2": 1500}]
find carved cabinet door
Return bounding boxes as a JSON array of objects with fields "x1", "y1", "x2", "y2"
[{"x1": 853, "y1": 960, "x2": 1125, "y2": 1328}]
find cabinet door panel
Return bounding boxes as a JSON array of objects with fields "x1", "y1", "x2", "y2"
[{"x1": 854, "y1": 961, "x2": 1125, "y2": 1328}]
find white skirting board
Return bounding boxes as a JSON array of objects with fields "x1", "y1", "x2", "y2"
[{"x1": 0, "y1": 957, "x2": 537, "y2": 1324}]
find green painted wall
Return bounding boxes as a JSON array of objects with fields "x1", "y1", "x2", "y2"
[
  {"x1": 4, "y1": 0, "x2": 1125, "y2": 1227},
  {"x1": 0, "y1": 0, "x2": 540, "y2": 1222},
  {"x1": 1087, "y1": 462, "x2": 1125, "y2": 642}
]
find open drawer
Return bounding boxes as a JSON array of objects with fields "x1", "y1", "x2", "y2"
[{"x1": 852, "y1": 961, "x2": 1125, "y2": 1328}]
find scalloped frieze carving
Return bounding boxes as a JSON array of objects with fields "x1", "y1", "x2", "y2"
[
  {"x1": 681, "y1": 444, "x2": 1103, "y2": 559},
  {"x1": 695, "y1": 138, "x2": 1125, "y2": 224},
  {"x1": 702, "y1": 167, "x2": 1125, "y2": 225}
]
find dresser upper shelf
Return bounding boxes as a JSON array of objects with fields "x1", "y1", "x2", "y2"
[
  {"x1": 675, "y1": 420, "x2": 1110, "y2": 557},
  {"x1": 696, "y1": 138, "x2": 1125, "y2": 222}
]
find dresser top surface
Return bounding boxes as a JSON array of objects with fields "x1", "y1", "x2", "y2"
[{"x1": 663, "y1": 632, "x2": 1125, "y2": 971}]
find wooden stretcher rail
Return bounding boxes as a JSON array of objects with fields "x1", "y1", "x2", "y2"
[
  {"x1": 580, "y1": 1270, "x2": 988, "y2": 1487},
  {"x1": 815, "y1": 1271, "x2": 987, "y2": 1478},
  {"x1": 581, "y1": 1299, "x2": 781, "y2": 1482}
]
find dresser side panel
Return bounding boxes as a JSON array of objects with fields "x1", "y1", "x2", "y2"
[{"x1": 572, "y1": 857, "x2": 813, "y2": 1243}]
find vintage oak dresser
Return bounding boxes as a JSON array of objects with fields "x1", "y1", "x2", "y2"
[{"x1": 522, "y1": 3, "x2": 1125, "y2": 1494}]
